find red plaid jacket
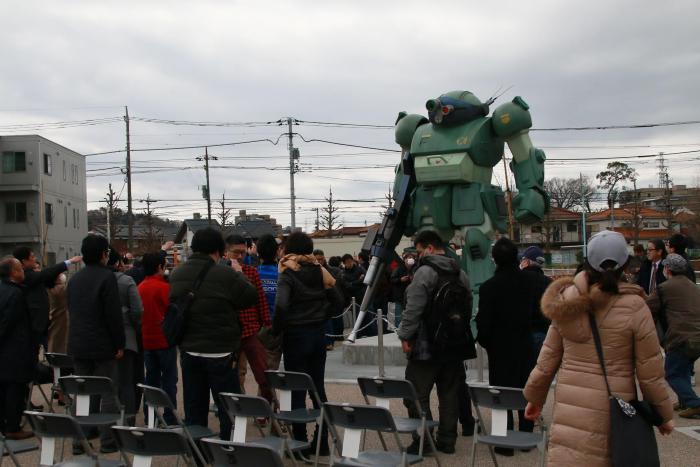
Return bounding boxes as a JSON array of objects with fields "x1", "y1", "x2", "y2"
[{"x1": 239, "y1": 264, "x2": 271, "y2": 338}]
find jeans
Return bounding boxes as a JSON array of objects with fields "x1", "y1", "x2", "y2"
[
  {"x1": 665, "y1": 348, "x2": 700, "y2": 408},
  {"x1": 144, "y1": 347, "x2": 178, "y2": 425},
  {"x1": 404, "y1": 359, "x2": 463, "y2": 447},
  {"x1": 117, "y1": 349, "x2": 143, "y2": 423},
  {"x1": 239, "y1": 336, "x2": 273, "y2": 403},
  {"x1": 393, "y1": 302, "x2": 403, "y2": 328},
  {"x1": 282, "y1": 324, "x2": 328, "y2": 449},
  {"x1": 0, "y1": 382, "x2": 27, "y2": 433},
  {"x1": 72, "y1": 358, "x2": 119, "y2": 447},
  {"x1": 181, "y1": 352, "x2": 241, "y2": 440}
]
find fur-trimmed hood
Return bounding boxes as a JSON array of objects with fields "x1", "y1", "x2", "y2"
[{"x1": 541, "y1": 271, "x2": 645, "y2": 342}]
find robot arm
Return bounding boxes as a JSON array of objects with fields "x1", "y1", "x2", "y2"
[{"x1": 492, "y1": 96, "x2": 549, "y2": 224}]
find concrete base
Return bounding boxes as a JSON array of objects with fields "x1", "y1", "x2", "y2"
[
  {"x1": 342, "y1": 332, "x2": 488, "y2": 374},
  {"x1": 342, "y1": 332, "x2": 406, "y2": 366}
]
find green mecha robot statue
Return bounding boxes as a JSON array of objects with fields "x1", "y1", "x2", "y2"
[{"x1": 347, "y1": 90, "x2": 549, "y2": 342}]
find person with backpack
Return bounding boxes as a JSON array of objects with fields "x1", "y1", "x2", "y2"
[
  {"x1": 396, "y1": 230, "x2": 476, "y2": 455},
  {"x1": 477, "y1": 237, "x2": 537, "y2": 456}
]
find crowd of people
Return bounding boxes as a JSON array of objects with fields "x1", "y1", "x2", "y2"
[{"x1": 0, "y1": 226, "x2": 698, "y2": 465}]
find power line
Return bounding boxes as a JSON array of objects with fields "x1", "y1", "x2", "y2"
[{"x1": 83, "y1": 136, "x2": 284, "y2": 156}]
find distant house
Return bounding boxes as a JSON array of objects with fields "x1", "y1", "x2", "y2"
[
  {"x1": 310, "y1": 223, "x2": 380, "y2": 239},
  {"x1": 587, "y1": 207, "x2": 672, "y2": 243},
  {"x1": 91, "y1": 223, "x2": 180, "y2": 255},
  {"x1": 174, "y1": 217, "x2": 221, "y2": 257},
  {"x1": 516, "y1": 207, "x2": 582, "y2": 247},
  {"x1": 224, "y1": 219, "x2": 276, "y2": 242}
]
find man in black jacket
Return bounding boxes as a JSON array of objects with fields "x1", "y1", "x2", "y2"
[
  {"x1": 12, "y1": 246, "x2": 81, "y2": 346},
  {"x1": 668, "y1": 234, "x2": 696, "y2": 283},
  {"x1": 0, "y1": 256, "x2": 34, "y2": 440},
  {"x1": 519, "y1": 246, "x2": 552, "y2": 358},
  {"x1": 169, "y1": 228, "x2": 257, "y2": 440},
  {"x1": 477, "y1": 238, "x2": 536, "y2": 456},
  {"x1": 66, "y1": 234, "x2": 125, "y2": 453},
  {"x1": 636, "y1": 239, "x2": 667, "y2": 295}
]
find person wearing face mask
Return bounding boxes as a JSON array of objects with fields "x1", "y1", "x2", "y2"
[
  {"x1": 390, "y1": 251, "x2": 416, "y2": 328},
  {"x1": 519, "y1": 246, "x2": 552, "y2": 358}
]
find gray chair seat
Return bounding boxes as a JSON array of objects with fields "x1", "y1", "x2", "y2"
[
  {"x1": 249, "y1": 436, "x2": 310, "y2": 452},
  {"x1": 73, "y1": 413, "x2": 122, "y2": 426},
  {"x1": 476, "y1": 430, "x2": 543, "y2": 449},
  {"x1": 170, "y1": 424, "x2": 217, "y2": 440},
  {"x1": 334, "y1": 450, "x2": 423, "y2": 466},
  {"x1": 275, "y1": 407, "x2": 320, "y2": 424},
  {"x1": 393, "y1": 415, "x2": 438, "y2": 433},
  {"x1": 54, "y1": 457, "x2": 125, "y2": 467},
  {"x1": 2, "y1": 438, "x2": 39, "y2": 455}
]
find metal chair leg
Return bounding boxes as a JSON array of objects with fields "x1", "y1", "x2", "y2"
[
  {"x1": 425, "y1": 431, "x2": 442, "y2": 467},
  {"x1": 469, "y1": 426, "x2": 478, "y2": 467}
]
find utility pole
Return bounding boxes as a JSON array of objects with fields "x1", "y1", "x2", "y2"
[
  {"x1": 104, "y1": 183, "x2": 119, "y2": 244},
  {"x1": 313, "y1": 207, "x2": 320, "y2": 233},
  {"x1": 197, "y1": 147, "x2": 217, "y2": 225},
  {"x1": 125, "y1": 106, "x2": 133, "y2": 251},
  {"x1": 502, "y1": 156, "x2": 515, "y2": 239},
  {"x1": 658, "y1": 152, "x2": 674, "y2": 234},
  {"x1": 286, "y1": 117, "x2": 300, "y2": 230},
  {"x1": 141, "y1": 194, "x2": 158, "y2": 251}
]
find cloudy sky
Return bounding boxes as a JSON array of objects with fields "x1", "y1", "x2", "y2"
[{"x1": 2, "y1": 0, "x2": 699, "y2": 229}]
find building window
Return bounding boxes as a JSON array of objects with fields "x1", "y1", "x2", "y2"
[
  {"x1": 531, "y1": 225, "x2": 542, "y2": 234},
  {"x1": 64, "y1": 206, "x2": 68, "y2": 227},
  {"x1": 45, "y1": 203, "x2": 53, "y2": 224},
  {"x1": 567, "y1": 222, "x2": 578, "y2": 232},
  {"x1": 44, "y1": 153, "x2": 52, "y2": 175},
  {"x1": 5, "y1": 202, "x2": 28, "y2": 222},
  {"x1": 72, "y1": 209, "x2": 77, "y2": 228},
  {"x1": 2, "y1": 151, "x2": 26, "y2": 172},
  {"x1": 643, "y1": 221, "x2": 660, "y2": 229},
  {"x1": 77, "y1": 209, "x2": 80, "y2": 228},
  {"x1": 63, "y1": 160, "x2": 66, "y2": 181}
]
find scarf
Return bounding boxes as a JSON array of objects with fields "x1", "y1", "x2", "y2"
[{"x1": 279, "y1": 254, "x2": 336, "y2": 289}]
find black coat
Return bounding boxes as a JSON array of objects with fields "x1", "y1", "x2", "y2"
[
  {"x1": 521, "y1": 265, "x2": 552, "y2": 335},
  {"x1": 23, "y1": 262, "x2": 68, "y2": 334},
  {"x1": 67, "y1": 264, "x2": 126, "y2": 360},
  {"x1": 0, "y1": 281, "x2": 35, "y2": 382},
  {"x1": 273, "y1": 263, "x2": 343, "y2": 334},
  {"x1": 476, "y1": 266, "x2": 536, "y2": 388},
  {"x1": 636, "y1": 259, "x2": 666, "y2": 294}
]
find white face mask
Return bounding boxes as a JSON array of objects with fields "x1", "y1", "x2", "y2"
[{"x1": 406, "y1": 258, "x2": 415, "y2": 267}]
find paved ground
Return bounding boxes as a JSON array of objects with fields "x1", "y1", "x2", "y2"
[{"x1": 10, "y1": 343, "x2": 700, "y2": 466}]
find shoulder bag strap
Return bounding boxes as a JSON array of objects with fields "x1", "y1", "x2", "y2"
[
  {"x1": 192, "y1": 261, "x2": 215, "y2": 293},
  {"x1": 589, "y1": 312, "x2": 613, "y2": 397}
]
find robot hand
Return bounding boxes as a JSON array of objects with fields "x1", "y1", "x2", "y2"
[{"x1": 513, "y1": 188, "x2": 547, "y2": 224}]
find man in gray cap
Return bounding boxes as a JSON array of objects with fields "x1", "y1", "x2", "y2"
[
  {"x1": 519, "y1": 246, "x2": 552, "y2": 357},
  {"x1": 647, "y1": 253, "x2": 700, "y2": 419}
]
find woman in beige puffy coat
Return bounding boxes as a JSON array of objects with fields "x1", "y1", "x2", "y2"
[{"x1": 523, "y1": 231, "x2": 674, "y2": 466}]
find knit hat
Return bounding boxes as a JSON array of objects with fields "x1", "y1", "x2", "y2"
[
  {"x1": 586, "y1": 230, "x2": 629, "y2": 272},
  {"x1": 663, "y1": 253, "x2": 688, "y2": 274}
]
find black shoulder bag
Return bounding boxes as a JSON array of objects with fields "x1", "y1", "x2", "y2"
[
  {"x1": 588, "y1": 312, "x2": 661, "y2": 467},
  {"x1": 161, "y1": 261, "x2": 214, "y2": 347}
]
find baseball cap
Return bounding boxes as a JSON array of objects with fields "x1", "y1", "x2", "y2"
[
  {"x1": 521, "y1": 246, "x2": 545, "y2": 265},
  {"x1": 586, "y1": 230, "x2": 629, "y2": 272},
  {"x1": 663, "y1": 253, "x2": 688, "y2": 274}
]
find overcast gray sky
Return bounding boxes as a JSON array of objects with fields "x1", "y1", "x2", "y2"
[{"x1": 2, "y1": 0, "x2": 699, "y2": 228}]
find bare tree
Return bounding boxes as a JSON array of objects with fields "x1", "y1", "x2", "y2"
[
  {"x1": 380, "y1": 185, "x2": 395, "y2": 219},
  {"x1": 544, "y1": 176, "x2": 596, "y2": 212},
  {"x1": 597, "y1": 162, "x2": 638, "y2": 228},
  {"x1": 320, "y1": 186, "x2": 342, "y2": 237},
  {"x1": 217, "y1": 193, "x2": 232, "y2": 231}
]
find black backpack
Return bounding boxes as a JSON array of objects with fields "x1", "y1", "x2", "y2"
[
  {"x1": 161, "y1": 261, "x2": 214, "y2": 347},
  {"x1": 424, "y1": 264, "x2": 475, "y2": 358}
]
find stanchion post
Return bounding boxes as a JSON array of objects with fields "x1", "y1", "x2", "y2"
[
  {"x1": 377, "y1": 308, "x2": 384, "y2": 377},
  {"x1": 476, "y1": 344, "x2": 485, "y2": 382}
]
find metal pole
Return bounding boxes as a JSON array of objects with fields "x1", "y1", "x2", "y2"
[
  {"x1": 476, "y1": 345, "x2": 485, "y2": 382},
  {"x1": 125, "y1": 106, "x2": 133, "y2": 252},
  {"x1": 581, "y1": 173, "x2": 587, "y2": 258},
  {"x1": 287, "y1": 117, "x2": 296, "y2": 229},
  {"x1": 205, "y1": 147, "x2": 212, "y2": 225},
  {"x1": 502, "y1": 156, "x2": 515, "y2": 239},
  {"x1": 377, "y1": 308, "x2": 384, "y2": 377}
]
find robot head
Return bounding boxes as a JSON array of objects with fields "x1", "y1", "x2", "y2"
[{"x1": 426, "y1": 90, "x2": 489, "y2": 126}]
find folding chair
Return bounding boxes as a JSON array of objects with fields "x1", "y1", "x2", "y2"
[
  {"x1": 357, "y1": 377, "x2": 440, "y2": 466},
  {"x1": 467, "y1": 383, "x2": 548, "y2": 467},
  {"x1": 201, "y1": 439, "x2": 284, "y2": 467},
  {"x1": 24, "y1": 411, "x2": 126, "y2": 466},
  {"x1": 45, "y1": 353, "x2": 75, "y2": 413},
  {"x1": 58, "y1": 376, "x2": 124, "y2": 428},
  {"x1": 324, "y1": 402, "x2": 423, "y2": 466},
  {"x1": 138, "y1": 383, "x2": 212, "y2": 466},
  {"x1": 264, "y1": 370, "x2": 341, "y2": 464},
  {"x1": 111, "y1": 426, "x2": 196, "y2": 467},
  {"x1": 218, "y1": 393, "x2": 308, "y2": 466},
  {"x1": 0, "y1": 432, "x2": 39, "y2": 467}
]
